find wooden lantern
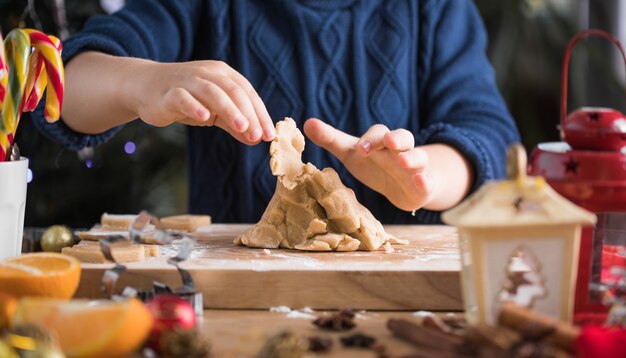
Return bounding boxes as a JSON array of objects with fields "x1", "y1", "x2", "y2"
[{"x1": 442, "y1": 144, "x2": 596, "y2": 324}]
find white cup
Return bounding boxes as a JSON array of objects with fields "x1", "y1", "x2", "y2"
[{"x1": 0, "y1": 157, "x2": 28, "y2": 260}]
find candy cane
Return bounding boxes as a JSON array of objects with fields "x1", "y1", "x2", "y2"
[
  {"x1": 0, "y1": 134, "x2": 7, "y2": 161},
  {"x1": 0, "y1": 131, "x2": 14, "y2": 160},
  {"x1": 22, "y1": 45, "x2": 47, "y2": 112},
  {"x1": 0, "y1": 29, "x2": 64, "y2": 161},
  {"x1": 24, "y1": 30, "x2": 63, "y2": 122},
  {"x1": 0, "y1": 32, "x2": 10, "y2": 160},
  {"x1": 0, "y1": 32, "x2": 7, "y2": 106},
  {"x1": 0, "y1": 29, "x2": 30, "y2": 134},
  {"x1": 0, "y1": 30, "x2": 13, "y2": 161}
]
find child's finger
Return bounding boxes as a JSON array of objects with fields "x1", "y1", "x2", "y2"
[
  {"x1": 413, "y1": 171, "x2": 435, "y2": 197},
  {"x1": 213, "y1": 116, "x2": 255, "y2": 144},
  {"x1": 210, "y1": 76, "x2": 263, "y2": 143},
  {"x1": 384, "y1": 129, "x2": 414, "y2": 152},
  {"x1": 191, "y1": 80, "x2": 249, "y2": 134},
  {"x1": 303, "y1": 118, "x2": 356, "y2": 163},
  {"x1": 163, "y1": 87, "x2": 210, "y2": 123},
  {"x1": 228, "y1": 69, "x2": 275, "y2": 141},
  {"x1": 397, "y1": 147, "x2": 429, "y2": 170},
  {"x1": 356, "y1": 124, "x2": 389, "y2": 156}
]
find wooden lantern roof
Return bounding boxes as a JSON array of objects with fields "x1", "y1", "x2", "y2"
[{"x1": 442, "y1": 145, "x2": 597, "y2": 228}]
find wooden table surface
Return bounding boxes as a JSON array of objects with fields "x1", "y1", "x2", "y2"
[
  {"x1": 76, "y1": 224, "x2": 463, "y2": 311},
  {"x1": 200, "y1": 308, "x2": 457, "y2": 357},
  {"x1": 23, "y1": 226, "x2": 463, "y2": 356}
]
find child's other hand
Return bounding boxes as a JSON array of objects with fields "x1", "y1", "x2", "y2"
[
  {"x1": 303, "y1": 118, "x2": 436, "y2": 212},
  {"x1": 136, "y1": 60, "x2": 275, "y2": 145}
]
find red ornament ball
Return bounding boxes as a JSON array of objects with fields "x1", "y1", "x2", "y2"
[{"x1": 146, "y1": 294, "x2": 197, "y2": 348}]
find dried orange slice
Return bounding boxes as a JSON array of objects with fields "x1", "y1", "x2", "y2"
[
  {"x1": 0, "y1": 253, "x2": 80, "y2": 299},
  {"x1": 13, "y1": 298, "x2": 153, "y2": 358}
]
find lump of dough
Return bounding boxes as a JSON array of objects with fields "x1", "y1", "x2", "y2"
[
  {"x1": 235, "y1": 117, "x2": 398, "y2": 252},
  {"x1": 269, "y1": 118, "x2": 306, "y2": 190}
]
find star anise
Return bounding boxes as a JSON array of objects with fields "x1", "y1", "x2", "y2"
[
  {"x1": 340, "y1": 333, "x2": 376, "y2": 348},
  {"x1": 308, "y1": 336, "x2": 333, "y2": 352},
  {"x1": 313, "y1": 308, "x2": 356, "y2": 331}
]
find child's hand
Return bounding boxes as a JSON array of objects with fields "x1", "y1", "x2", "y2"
[
  {"x1": 303, "y1": 118, "x2": 435, "y2": 212},
  {"x1": 136, "y1": 60, "x2": 275, "y2": 145},
  {"x1": 304, "y1": 118, "x2": 473, "y2": 212}
]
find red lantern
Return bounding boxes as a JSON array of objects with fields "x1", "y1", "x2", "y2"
[{"x1": 529, "y1": 29, "x2": 626, "y2": 325}]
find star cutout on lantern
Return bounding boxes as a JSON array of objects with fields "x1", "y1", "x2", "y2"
[
  {"x1": 505, "y1": 271, "x2": 533, "y2": 295},
  {"x1": 564, "y1": 157, "x2": 580, "y2": 174},
  {"x1": 588, "y1": 112, "x2": 601, "y2": 122}
]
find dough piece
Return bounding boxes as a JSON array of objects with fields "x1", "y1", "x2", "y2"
[
  {"x1": 76, "y1": 227, "x2": 160, "y2": 244},
  {"x1": 77, "y1": 229, "x2": 129, "y2": 241},
  {"x1": 294, "y1": 233, "x2": 361, "y2": 252},
  {"x1": 235, "y1": 118, "x2": 399, "y2": 251},
  {"x1": 100, "y1": 213, "x2": 137, "y2": 230},
  {"x1": 62, "y1": 243, "x2": 146, "y2": 264},
  {"x1": 75, "y1": 241, "x2": 160, "y2": 257},
  {"x1": 269, "y1": 118, "x2": 306, "y2": 190},
  {"x1": 160, "y1": 215, "x2": 212, "y2": 232}
]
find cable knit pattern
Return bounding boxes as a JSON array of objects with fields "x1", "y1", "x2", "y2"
[
  {"x1": 248, "y1": 15, "x2": 303, "y2": 121},
  {"x1": 365, "y1": 0, "x2": 409, "y2": 128},
  {"x1": 29, "y1": 0, "x2": 520, "y2": 224},
  {"x1": 316, "y1": 12, "x2": 353, "y2": 127}
]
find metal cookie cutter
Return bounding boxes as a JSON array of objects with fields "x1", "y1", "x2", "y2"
[{"x1": 99, "y1": 211, "x2": 203, "y2": 316}]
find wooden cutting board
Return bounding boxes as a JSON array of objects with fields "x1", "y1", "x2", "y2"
[{"x1": 75, "y1": 224, "x2": 462, "y2": 310}]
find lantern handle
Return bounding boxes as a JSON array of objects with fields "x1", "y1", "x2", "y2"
[
  {"x1": 506, "y1": 144, "x2": 527, "y2": 181},
  {"x1": 561, "y1": 29, "x2": 626, "y2": 130}
]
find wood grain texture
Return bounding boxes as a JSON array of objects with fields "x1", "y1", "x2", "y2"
[
  {"x1": 75, "y1": 224, "x2": 462, "y2": 310},
  {"x1": 200, "y1": 309, "x2": 464, "y2": 357}
]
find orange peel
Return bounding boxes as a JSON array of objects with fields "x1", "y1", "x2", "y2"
[
  {"x1": 0, "y1": 253, "x2": 80, "y2": 299},
  {"x1": 13, "y1": 298, "x2": 153, "y2": 358}
]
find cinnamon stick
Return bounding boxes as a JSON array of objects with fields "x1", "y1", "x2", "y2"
[
  {"x1": 464, "y1": 323, "x2": 520, "y2": 351},
  {"x1": 498, "y1": 303, "x2": 580, "y2": 352},
  {"x1": 387, "y1": 318, "x2": 467, "y2": 354}
]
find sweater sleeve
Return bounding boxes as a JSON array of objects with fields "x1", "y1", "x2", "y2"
[
  {"x1": 418, "y1": 0, "x2": 520, "y2": 192},
  {"x1": 30, "y1": 0, "x2": 205, "y2": 150}
]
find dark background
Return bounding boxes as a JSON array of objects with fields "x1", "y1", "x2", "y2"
[{"x1": 1, "y1": 0, "x2": 624, "y2": 228}]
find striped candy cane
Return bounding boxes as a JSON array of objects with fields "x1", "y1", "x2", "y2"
[
  {"x1": 0, "y1": 31, "x2": 7, "y2": 106},
  {"x1": 24, "y1": 30, "x2": 64, "y2": 122},
  {"x1": 0, "y1": 29, "x2": 30, "y2": 134},
  {"x1": 22, "y1": 43, "x2": 47, "y2": 113},
  {"x1": 0, "y1": 29, "x2": 64, "y2": 161},
  {"x1": 0, "y1": 32, "x2": 7, "y2": 161}
]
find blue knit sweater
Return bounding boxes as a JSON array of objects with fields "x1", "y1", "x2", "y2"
[{"x1": 32, "y1": 0, "x2": 520, "y2": 224}]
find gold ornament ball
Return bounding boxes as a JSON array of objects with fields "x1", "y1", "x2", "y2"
[{"x1": 40, "y1": 225, "x2": 74, "y2": 253}]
